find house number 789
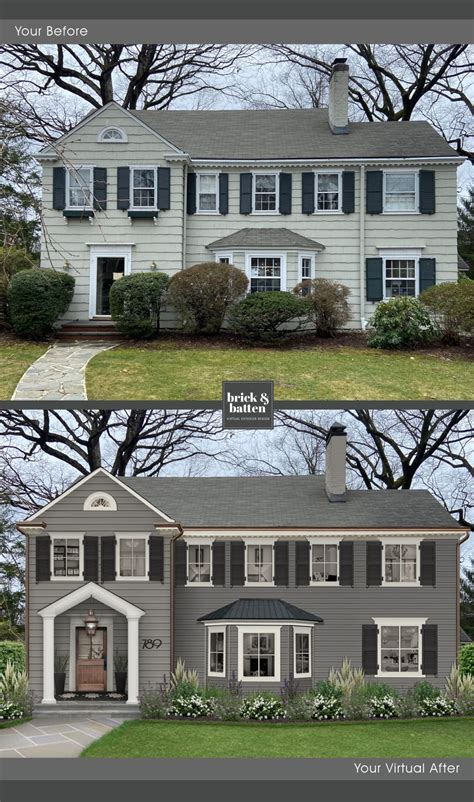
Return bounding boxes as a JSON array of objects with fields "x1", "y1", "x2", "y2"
[{"x1": 141, "y1": 638, "x2": 163, "y2": 649}]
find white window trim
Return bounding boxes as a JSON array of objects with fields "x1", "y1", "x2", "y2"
[
  {"x1": 237, "y1": 625, "x2": 281, "y2": 682},
  {"x1": 293, "y1": 626, "x2": 312, "y2": 678},
  {"x1": 214, "y1": 251, "x2": 234, "y2": 265},
  {"x1": 196, "y1": 171, "x2": 220, "y2": 214},
  {"x1": 381, "y1": 538, "x2": 421, "y2": 587},
  {"x1": 97, "y1": 127, "x2": 128, "y2": 143},
  {"x1": 298, "y1": 252, "x2": 316, "y2": 283},
  {"x1": 372, "y1": 617, "x2": 427, "y2": 678},
  {"x1": 309, "y1": 538, "x2": 341, "y2": 587},
  {"x1": 244, "y1": 540, "x2": 275, "y2": 587},
  {"x1": 129, "y1": 165, "x2": 158, "y2": 211},
  {"x1": 83, "y1": 491, "x2": 117, "y2": 511},
  {"x1": 115, "y1": 532, "x2": 150, "y2": 582},
  {"x1": 314, "y1": 169, "x2": 343, "y2": 214},
  {"x1": 382, "y1": 169, "x2": 419, "y2": 215},
  {"x1": 378, "y1": 249, "x2": 422, "y2": 301},
  {"x1": 245, "y1": 252, "x2": 287, "y2": 293},
  {"x1": 208, "y1": 626, "x2": 226, "y2": 678},
  {"x1": 185, "y1": 537, "x2": 214, "y2": 587},
  {"x1": 251, "y1": 171, "x2": 280, "y2": 215},
  {"x1": 89, "y1": 245, "x2": 132, "y2": 320},
  {"x1": 65, "y1": 165, "x2": 94, "y2": 211},
  {"x1": 50, "y1": 533, "x2": 84, "y2": 582}
]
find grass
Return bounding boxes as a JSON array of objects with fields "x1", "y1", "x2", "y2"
[
  {"x1": 0, "y1": 717, "x2": 32, "y2": 730},
  {"x1": 0, "y1": 337, "x2": 48, "y2": 399},
  {"x1": 81, "y1": 717, "x2": 474, "y2": 759},
  {"x1": 86, "y1": 341, "x2": 474, "y2": 401}
]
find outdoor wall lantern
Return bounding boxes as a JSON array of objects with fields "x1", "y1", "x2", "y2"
[{"x1": 84, "y1": 609, "x2": 98, "y2": 637}]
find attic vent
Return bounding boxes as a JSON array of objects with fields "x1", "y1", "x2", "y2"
[
  {"x1": 84, "y1": 492, "x2": 117, "y2": 511},
  {"x1": 97, "y1": 127, "x2": 127, "y2": 143}
]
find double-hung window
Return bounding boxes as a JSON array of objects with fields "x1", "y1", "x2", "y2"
[
  {"x1": 294, "y1": 627, "x2": 312, "y2": 677},
  {"x1": 117, "y1": 535, "x2": 148, "y2": 579},
  {"x1": 253, "y1": 173, "x2": 278, "y2": 213},
  {"x1": 383, "y1": 541, "x2": 419, "y2": 585},
  {"x1": 197, "y1": 173, "x2": 218, "y2": 213},
  {"x1": 316, "y1": 172, "x2": 341, "y2": 212},
  {"x1": 208, "y1": 627, "x2": 226, "y2": 676},
  {"x1": 187, "y1": 542, "x2": 212, "y2": 585},
  {"x1": 130, "y1": 167, "x2": 157, "y2": 209},
  {"x1": 383, "y1": 171, "x2": 417, "y2": 213},
  {"x1": 299, "y1": 254, "x2": 314, "y2": 295},
  {"x1": 246, "y1": 543, "x2": 273, "y2": 584},
  {"x1": 373, "y1": 618, "x2": 426, "y2": 676},
  {"x1": 248, "y1": 255, "x2": 284, "y2": 293},
  {"x1": 384, "y1": 258, "x2": 417, "y2": 298},
  {"x1": 51, "y1": 535, "x2": 83, "y2": 580},
  {"x1": 238, "y1": 626, "x2": 280, "y2": 681},
  {"x1": 310, "y1": 541, "x2": 339, "y2": 584},
  {"x1": 66, "y1": 167, "x2": 93, "y2": 209}
]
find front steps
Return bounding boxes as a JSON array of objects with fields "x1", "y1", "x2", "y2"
[
  {"x1": 56, "y1": 320, "x2": 119, "y2": 341},
  {"x1": 33, "y1": 702, "x2": 140, "y2": 719}
]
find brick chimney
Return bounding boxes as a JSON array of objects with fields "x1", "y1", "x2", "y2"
[
  {"x1": 325, "y1": 423, "x2": 347, "y2": 502},
  {"x1": 328, "y1": 58, "x2": 349, "y2": 134}
]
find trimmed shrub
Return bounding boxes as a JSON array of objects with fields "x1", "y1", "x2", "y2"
[
  {"x1": 240, "y1": 693, "x2": 286, "y2": 720},
  {"x1": 7, "y1": 268, "x2": 74, "y2": 338},
  {"x1": 420, "y1": 280, "x2": 474, "y2": 343},
  {"x1": 369, "y1": 695, "x2": 398, "y2": 719},
  {"x1": 460, "y1": 643, "x2": 474, "y2": 676},
  {"x1": 0, "y1": 642, "x2": 25, "y2": 676},
  {"x1": 168, "y1": 694, "x2": 216, "y2": 718},
  {"x1": 294, "y1": 278, "x2": 351, "y2": 337},
  {"x1": 419, "y1": 695, "x2": 457, "y2": 717},
  {"x1": 229, "y1": 291, "x2": 305, "y2": 343},
  {"x1": 109, "y1": 271, "x2": 169, "y2": 338},
  {"x1": 309, "y1": 694, "x2": 344, "y2": 721},
  {"x1": 367, "y1": 297, "x2": 436, "y2": 349},
  {"x1": 167, "y1": 262, "x2": 248, "y2": 334}
]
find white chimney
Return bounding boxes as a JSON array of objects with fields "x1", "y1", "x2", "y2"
[
  {"x1": 325, "y1": 423, "x2": 347, "y2": 502},
  {"x1": 328, "y1": 58, "x2": 349, "y2": 134}
]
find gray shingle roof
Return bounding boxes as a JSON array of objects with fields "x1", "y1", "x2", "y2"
[
  {"x1": 207, "y1": 228, "x2": 325, "y2": 250},
  {"x1": 130, "y1": 109, "x2": 458, "y2": 160},
  {"x1": 198, "y1": 598, "x2": 323, "y2": 622},
  {"x1": 122, "y1": 476, "x2": 462, "y2": 530}
]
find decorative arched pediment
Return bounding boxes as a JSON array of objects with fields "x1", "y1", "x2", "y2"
[{"x1": 84, "y1": 491, "x2": 117, "y2": 511}]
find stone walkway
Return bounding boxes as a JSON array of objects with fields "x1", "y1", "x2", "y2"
[
  {"x1": 0, "y1": 716, "x2": 121, "y2": 757},
  {"x1": 12, "y1": 342, "x2": 118, "y2": 401}
]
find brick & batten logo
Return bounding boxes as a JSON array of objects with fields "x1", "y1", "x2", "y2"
[{"x1": 222, "y1": 381, "x2": 274, "y2": 429}]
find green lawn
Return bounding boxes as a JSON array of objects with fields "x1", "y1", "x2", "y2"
[
  {"x1": 86, "y1": 342, "x2": 473, "y2": 401},
  {"x1": 0, "y1": 717, "x2": 31, "y2": 730},
  {"x1": 0, "y1": 338, "x2": 48, "y2": 399},
  {"x1": 81, "y1": 717, "x2": 474, "y2": 759}
]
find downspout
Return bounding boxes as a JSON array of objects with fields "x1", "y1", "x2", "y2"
[
  {"x1": 359, "y1": 164, "x2": 365, "y2": 329},
  {"x1": 25, "y1": 534, "x2": 29, "y2": 677},
  {"x1": 182, "y1": 163, "x2": 188, "y2": 271},
  {"x1": 165, "y1": 524, "x2": 183, "y2": 676},
  {"x1": 457, "y1": 530, "x2": 470, "y2": 663}
]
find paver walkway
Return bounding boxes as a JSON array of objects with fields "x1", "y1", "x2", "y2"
[
  {"x1": 0, "y1": 716, "x2": 121, "y2": 757},
  {"x1": 12, "y1": 342, "x2": 117, "y2": 401}
]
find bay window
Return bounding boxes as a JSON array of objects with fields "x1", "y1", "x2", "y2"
[
  {"x1": 238, "y1": 626, "x2": 280, "y2": 681},
  {"x1": 294, "y1": 627, "x2": 311, "y2": 677},
  {"x1": 208, "y1": 628, "x2": 225, "y2": 676},
  {"x1": 249, "y1": 256, "x2": 283, "y2": 292},
  {"x1": 299, "y1": 254, "x2": 314, "y2": 295}
]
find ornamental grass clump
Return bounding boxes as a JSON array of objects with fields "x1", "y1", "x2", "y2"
[
  {"x1": 240, "y1": 694, "x2": 286, "y2": 721},
  {"x1": 168, "y1": 694, "x2": 216, "y2": 719},
  {"x1": 444, "y1": 665, "x2": 474, "y2": 715},
  {"x1": 0, "y1": 660, "x2": 31, "y2": 719},
  {"x1": 170, "y1": 657, "x2": 200, "y2": 695}
]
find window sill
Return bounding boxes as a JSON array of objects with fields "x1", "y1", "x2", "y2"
[
  {"x1": 196, "y1": 210, "x2": 220, "y2": 215},
  {"x1": 127, "y1": 210, "x2": 158, "y2": 219},
  {"x1": 239, "y1": 676, "x2": 280, "y2": 683},
  {"x1": 250, "y1": 211, "x2": 280, "y2": 215},
  {"x1": 312, "y1": 210, "x2": 343, "y2": 215},
  {"x1": 186, "y1": 582, "x2": 213, "y2": 587},
  {"x1": 116, "y1": 576, "x2": 149, "y2": 582},
  {"x1": 208, "y1": 672, "x2": 225, "y2": 679},
  {"x1": 63, "y1": 209, "x2": 94, "y2": 218},
  {"x1": 381, "y1": 582, "x2": 421, "y2": 587},
  {"x1": 244, "y1": 582, "x2": 275, "y2": 587},
  {"x1": 51, "y1": 577, "x2": 82, "y2": 582},
  {"x1": 381, "y1": 211, "x2": 420, "y2": 215},
  {"x1": 377, "y1": 673, "x2": 424, "y2": 678},
  {"x1": 310, "y1": 581, "x2": 340, "y2": 587}
]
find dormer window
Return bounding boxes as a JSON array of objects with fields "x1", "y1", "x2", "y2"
[
  {"x1": 83, "y1": 492, "x2": 117, "y2": 511},
  {"x1": 97, "y1": 127, "x2": 127, "y2": 143}
]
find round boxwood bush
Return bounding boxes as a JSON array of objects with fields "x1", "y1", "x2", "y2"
[
  {"x1": 7, "y1": 268, "x2": 75, "y2": 338},
  {"x1": 294, "y1": 277, "x2": 351, "y2": 337},
  {"x1": 229, "y1": 291, "x2": 305, "y2": 343},
  {"x1": 420, "y1": 280, "x2": 474, "y2": 343},
  {"x1": 460, "y1": 643, "x2": 474, "y2": 676},
  {"x1": 109, "y1": 271, "x2": 169, "y2": 339},
  {"x1": 167, "y1": 262, "x2": 248, "y2": 335},
  {"x1": 367, "y1": 297, "x2": 436, "y2": 349},
  {"x1": 0, "y1": 641, "x2": 25, "y2": 676}
]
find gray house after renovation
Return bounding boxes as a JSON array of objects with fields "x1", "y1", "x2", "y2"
[
  {"x1": 34, "y1": 59, "x2": 463, "y2": 331},
  {"x1": 19, "y1": 425, "x2": 468, "y2": 713}
]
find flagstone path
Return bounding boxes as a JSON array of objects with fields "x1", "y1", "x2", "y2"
[{"x1": 0, "y1": 716, "x2": 121, "y2": 758}]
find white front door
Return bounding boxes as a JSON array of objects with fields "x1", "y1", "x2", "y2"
[{"x1": 89, "y1": 246, "x2": 132, "y2": 319}]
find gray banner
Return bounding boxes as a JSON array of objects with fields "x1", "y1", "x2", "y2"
[{"x1": 1, "y1": 19, "x2": 473, "y2": 42}]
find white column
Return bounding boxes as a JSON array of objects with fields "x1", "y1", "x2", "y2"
[
  {"x1": 126, "y1": 616, "x2": 140, "y2": 705},
  {"x1": 42, "y1": 615, "x2": 56, "y2": 704}
]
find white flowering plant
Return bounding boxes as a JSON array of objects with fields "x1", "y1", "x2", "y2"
[
  {"x1": 369, "y1": 695, "x2": 398, "y2": 719},
  {"x1": 240, "y1": 694, "x2": 286, "y2": 721},
  {"x1": 0, "y1": 700, "x2": 24, "y2": 721},
  {"x1": 310, "y1": 694, "x2": 344, "y2": 721},
  {"x1": 419, "y1": 695, "x2": 458, "y2": 717},
  {"x1": 168, "y1": 694, "x2": 216, "y2": 718}
]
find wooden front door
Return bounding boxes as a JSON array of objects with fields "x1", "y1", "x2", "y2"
[{"x1": 76, "y1": 627, "x2": 107, "y2": 692}]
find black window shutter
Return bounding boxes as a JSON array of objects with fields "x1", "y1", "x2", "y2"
[
  {"x1": 149, "y1": 534, "x2": 164, "y2": 582},
  {"x1": 366, "y1": 171, "x2": 383, "y2": 214},
  {"x1": 93, "y1": 167, "x2": 107, "y2": 211},
  {"x1": 212, "y1": 541, "x2": 226, "y2": 586},
  {"x1": 157, "y1": 167, "x2": 171, "y2": 210},
  {"x1": 52, "y1": 167, "x2": 66, "y2": 210},
  {"x1": 36, "y1": 535, "x2": 51, "y2": 582},
  {"x1": 186, "y1": 172, "x2": 196, "y2": 215},
  {"x1": 295, "y1": 540, "x2": 310, "y2": 586},
  {"x1": 339, "y1": 541, "x2": 354, "y2": 586},
  {"x1": 279, "y1": 173, "x2": 292, "y2": 215},
  {"x1": 422, "y1": 624, "x2": 438, "y2": 675},
  {"x1": 239, "y1": 173, "x2": 252, "y2": 215},
  {"x1": 83, "y1": 536, "x2": 99, "y2": 582},
  {"x1": 101, "y1": 535, "x2": 116, "y2": 581},
  {"x1": 174, "y1": 539, "x2": 187, "y2": 585},
  {"x1": 302, "y1": 172, "x2": 315, "y2": 215},
  {"x1": 419, "y1": 170, "x2": 436, "y2": 215},
  {"x1": 420, "y1": 540, "x2": 436, "y2": 586},
  {"x1": 419, "y1": 258, "x2": 436, "y2": 294},
  {"x1": 362, "y1": 624, "x2": 378, "y2": 674},
  {"x1": 230, "y1": 541, "x2": 245, "y2": 585},
  {"x1": 342, "y1": 171, "x2": 355, "y2": 214},
  {"x1": 117, "y1": 167, "x2": 130, "y2": 210},
  {"x1": 219, "y1": 173, "x2": 229, "y2": 215},
  {"x1": 366, "y1": 541, "x2": 382, "y2": 586},
  {"x1": 274, "y1": 540, "x2": 289, "y2": 586},
  {"x1": 366, "y1": 258, "x2": 384, "y2": 302}
]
